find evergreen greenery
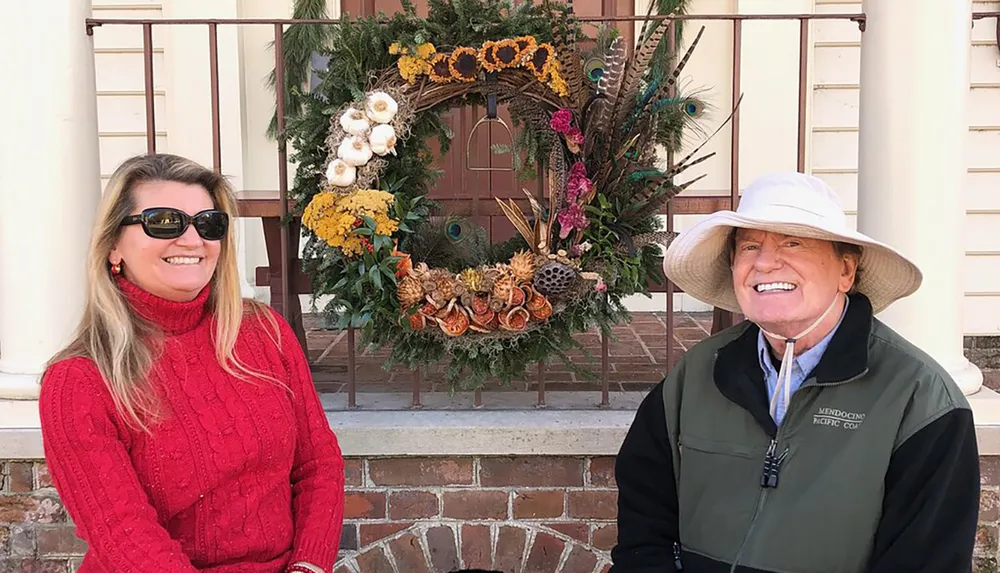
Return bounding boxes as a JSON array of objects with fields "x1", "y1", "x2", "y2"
[{"x1": 273, "y1": 0, "x2": 708, "y2": 390}]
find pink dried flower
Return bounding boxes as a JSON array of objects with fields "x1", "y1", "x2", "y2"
[
  {"x1": 557, "y1": 203, "x2": 589, "y2": 239},
  {"x1": 549, "y1": 109, "x2": 573, "y2": 133},
  {"x1": 595, "y1": 277, "x2": 607, "y2": 292},
  {"x1": 566, "y1": 127, "x2": 584, "y2": 145},
  {"x1": 566, "y1": 161, "x2": 592, "y2": 202}
]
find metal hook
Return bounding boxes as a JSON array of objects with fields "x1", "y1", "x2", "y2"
[{"x1": 465, "y1": 72, "x2": 515, "y2": 172}]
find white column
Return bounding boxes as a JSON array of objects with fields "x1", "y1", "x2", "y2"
[
  {"x1": 0, "y1": 0, "x2": 101, "y2": 399},
  {"x1": 857, "y1": 0, "x2": 982, "y2": 395}
]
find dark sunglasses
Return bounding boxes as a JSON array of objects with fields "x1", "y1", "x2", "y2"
[{"x1": 121, "y1": 207, "x2": 229, "y2": 241}]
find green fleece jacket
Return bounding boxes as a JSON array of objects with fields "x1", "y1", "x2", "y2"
[{"x1": 611, "y1": 293, "x2": 980, "y2": 573}]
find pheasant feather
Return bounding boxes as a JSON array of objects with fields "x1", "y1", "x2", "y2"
[
  {"x1": 615, "y1": 20, "x2": 670, "y2": 125},
  {"x1": 585, "y1": 36, "x2": 628, "y2": 149},
  {"x1": 625, "y1": 25, "x2": 706, "y2": 134}
]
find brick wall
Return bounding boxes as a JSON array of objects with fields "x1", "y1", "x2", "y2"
[
  {"x1": 3, "y1": 455, "x2": 1000, "y2": 572},
  {"x1": 334, "y1": 456, "x2": 617, "y2": 572},
  {"x1": 966, "y1": 336, "x2": 1000, "y2": 370}
]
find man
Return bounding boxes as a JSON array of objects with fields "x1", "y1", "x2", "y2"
[{"x1": 611, "y1": 172, "x2": 980, "y2": 572}]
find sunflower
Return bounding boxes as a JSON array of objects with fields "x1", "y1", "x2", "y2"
[
  {"x1": 512, "y1": 35, "x2": 537, "y2": 62},
  {"x1": 490, "y1": 39, "x2": 521, "y2": 69},
  {"x1": 525, "y1": 42, "x2": 554, "y2": 80},
  {"x1": 428, "y1": 53, "x2": 453, "y2": 83},
  {"x1": 449, "y1": 47, "x2": 480, "y2": 82},
  {"x1": 478, "y1": 40, "x2": 500, "y2": 72}
]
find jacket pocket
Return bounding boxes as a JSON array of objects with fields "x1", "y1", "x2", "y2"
[
  {"x1": 678, "y1": 434, "x2": 757, "y2": 459},
  {"x1": 676, "y1": 433, "x2": 763, "y2": 563}
]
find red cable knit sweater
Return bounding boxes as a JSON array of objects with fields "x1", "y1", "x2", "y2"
[{"x1": 38, "y1": 277, "x2": 345, "y2": 573}]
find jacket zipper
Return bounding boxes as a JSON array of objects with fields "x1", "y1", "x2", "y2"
[
  {"x1": 725, "y1": 367, "x2": 869, "y2": 572},
  {"x1": 727, "y1": 425, "x2": 786, "y2": 573}
]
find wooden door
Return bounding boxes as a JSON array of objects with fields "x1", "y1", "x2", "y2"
[{"x1": 340, "y1": 0, "x2": 634, "y2": 245}]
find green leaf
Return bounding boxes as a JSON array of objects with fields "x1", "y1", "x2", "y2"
[
  {"x1": 370, "y1": 265, "x2": 383, "y2": 290},
  {"x1": 354, "y1": 227, "x2": 374, "y2": 236}
]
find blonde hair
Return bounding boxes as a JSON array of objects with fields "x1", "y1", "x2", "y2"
[{"x1": 47, "y1": 153, "x2": 281, "y2": 431}]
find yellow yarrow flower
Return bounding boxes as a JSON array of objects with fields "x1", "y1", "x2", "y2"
[
  {"x1": 415, "y1": 43, "x2": 436, "y2": 59},
  {"x1": 302, "y1": 189, "x2": 399, "y2": 258}
]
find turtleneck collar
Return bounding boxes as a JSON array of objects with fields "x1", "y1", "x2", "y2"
[{"x1": 115, "y1": 275, "x2": 211, "y2": 335}]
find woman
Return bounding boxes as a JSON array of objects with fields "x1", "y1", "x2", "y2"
[{"x1": 39, "y1": 153, "x2": 345, "y2": 573}]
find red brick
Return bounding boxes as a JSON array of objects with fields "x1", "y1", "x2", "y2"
[
  {"x1": 0, "y1": 496, "x2": 37, "y2": 523},
  {"x1": 545, "y1": 522, "x2": 589, "y2": 543},
  {"x1": 513, "y1": 490, "x2": 564, "y2": 519},
  {"x1": 343, "y1": 490, "x2": 386, "y2": 519},
  {"x1": 355, "y1": 546, "x2": 395, "y2": 573},
  {"x1": 340, "y1": 524, "x2": 358, "y2": 551},
  {"x1": 359, "y1": 522, "x2": 413, "y2": 547},
  {"x1": 525, "y1": 532, "x2": 564, "y2": 571},
  {"x1": 480, "y1": 457, "x2": 584, "y2": 487},
  {"x1": 36, "y1": 526, "x2": 88, "y2": 555},
  {"x1": 9, "y1": 524, "x2": 33, "y2": 556},
  {"x1": 443, "y1": 490, "x2": 508, "y2": 520},
  {"x1": 560, "y1": 545, "x2": 598, "y2": 573},
  {"x1": 388, "y1": 532, "x2": 431, "y2": 573},
  {"x1": 982, "y1": 489, "x2": 999, "y2": 522},
  {"x1": 9, "y1": 462, "x2": 33, "y2": 493},
  {"x1": 36, "y1": 464, "x2": 52, "y2": 488},
  {"x1": 0, "y1": 525, "x2": 8, "y2": 548},
  {"x1": 974, "y1": 556, "x2": 998, "y2": 573},
  {"x1": 462, "y1": 524, "x2": 492, "y2": 569},
  {"x1": 976, "y1": 525, "x2": 998, "y2": 556},
  {"x1": 592, "y1": 524, "x2": 617, "y2": 551},
  {"x1": 23, "y1": 561, "x2": 71, "y2": 573},
  {"x1": 369, "y1": 458, "x2": 473, "y2": 486},
  {"x1": 426, "y1": 525, "x2": 460, "y2": 572},
  {"x1": 589, "y1": 457, "x2": 616, "y2": 488},
  {"x1": 389, "y1": 490, "x2": 439, "y2": 519},
  {"x1": 568, "y1": 491, "x2": 617, "y2": 520},
  {"x1": 494, "y1": 525, "x2": 527, "y2": 573},
  {"x1": 344, "y1": 459, "x2": 363, "y2": 487},
  {"x1": 982, "y1": 457, "x2": 1000, "y2": 486}
]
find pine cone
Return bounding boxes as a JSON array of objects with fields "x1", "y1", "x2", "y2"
[
  {"x1": 491, "y1": 265, "x2": 516, "y2": 303},
  {"x1": 509, "y1": 250, "x2": 537, "y2": 282},
  {"x1": 431, "y1": 270, "x2": 458, "y2": 304},
  {"x1": 397, "y1": 275, "x2": 425, "y2": 307}
]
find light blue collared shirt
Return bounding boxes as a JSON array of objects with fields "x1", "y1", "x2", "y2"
[{"x1": 758, "y1": 296, "x2": 849, "y2": 425}]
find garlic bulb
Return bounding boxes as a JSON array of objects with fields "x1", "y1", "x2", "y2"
[
  {"x1": 365, "y1": 92, "x2": 398, "y2": 124},
  {"x1": 337, "y1": 136, "x2": 373, "y2": 167},
  {"x1": 325, "y1": 159, "x2": 356, "y2": 187},
  {"x1": 339, "y1": 108, "x2": 370, "y2": 136},
  {"x1": 369, "y1": 124, "x2": 397, "y2": 156}
]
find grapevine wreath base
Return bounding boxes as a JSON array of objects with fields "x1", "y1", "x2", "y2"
[{"x1": 282, "y1": 0, "x2": 735, "y2": 390}]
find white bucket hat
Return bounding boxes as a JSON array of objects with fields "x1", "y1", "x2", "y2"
[{"x1": 662, "y1": 171, "x2": 923, "y2": 315}]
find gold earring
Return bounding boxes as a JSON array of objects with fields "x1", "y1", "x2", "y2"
[{"x1": 111, "y1": 262, "x2": 122, "y2": 275}]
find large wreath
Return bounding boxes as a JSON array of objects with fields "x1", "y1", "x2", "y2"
[{"x1": 280, "y1": 0, "x2": 724, "y2": 390}]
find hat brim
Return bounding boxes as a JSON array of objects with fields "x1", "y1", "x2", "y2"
[{"x1": 662, "y1": 211, "x2": 923, "y2": 315}]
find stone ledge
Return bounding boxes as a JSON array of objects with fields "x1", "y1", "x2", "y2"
[{"x1": 4, "y1": 387, "x2": 1000, "y2": 459}]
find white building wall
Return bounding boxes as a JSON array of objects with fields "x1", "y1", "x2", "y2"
[
  {"x1": 88, "y1": 0, "x2": 1000, "y2": 335},
  {"x1": 810, "y1": 0, "x2": 1000, "y2": 336}
]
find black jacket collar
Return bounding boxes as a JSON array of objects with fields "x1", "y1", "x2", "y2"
[{"x1": 712, "y1": 293, "x2": 874, "y2": 437}]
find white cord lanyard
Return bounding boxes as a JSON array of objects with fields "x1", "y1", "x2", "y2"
[{"x1": 758, "y1": 295, "x2": 842, "y2": 421}]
